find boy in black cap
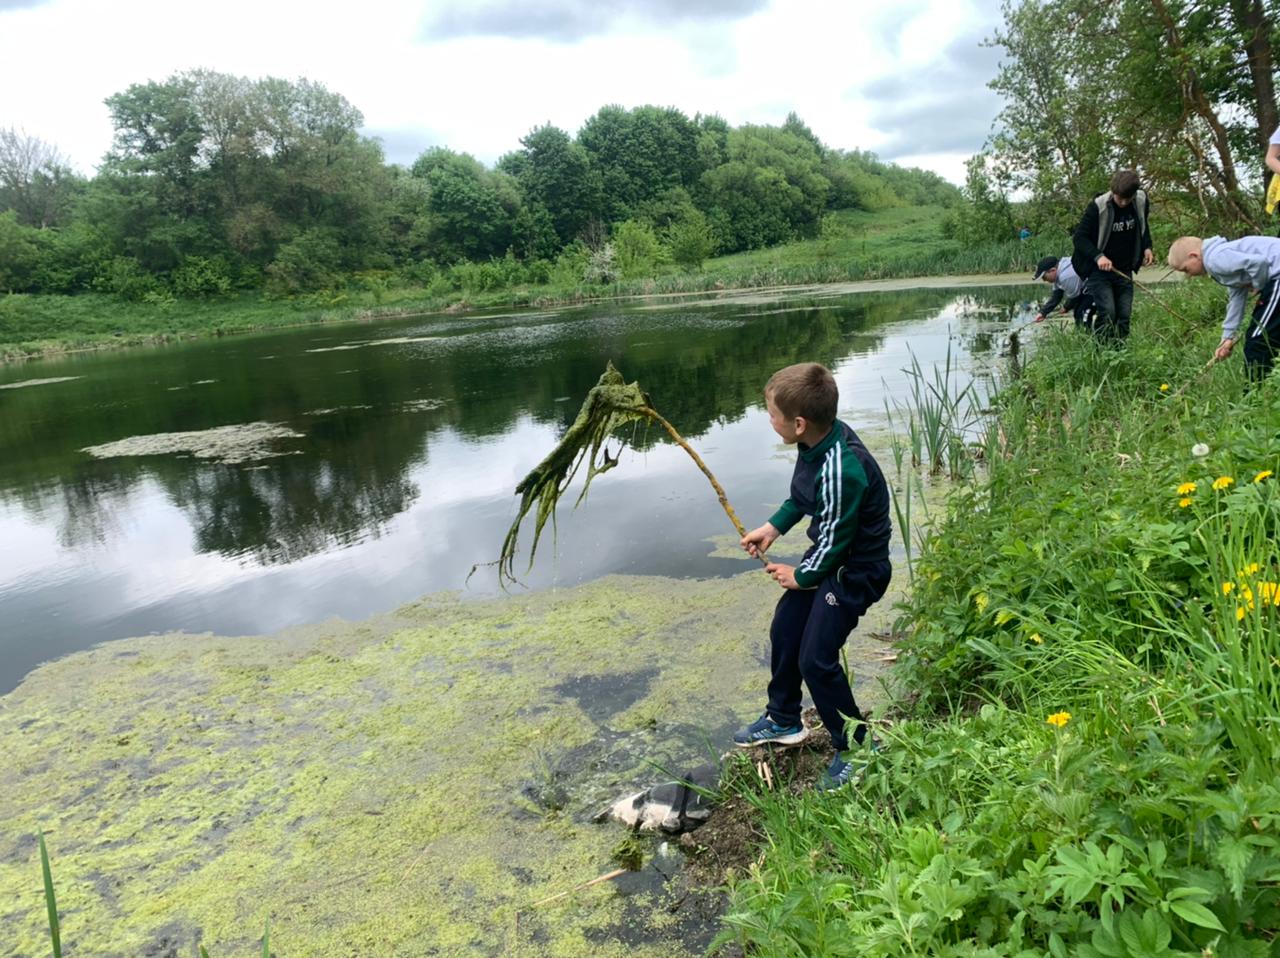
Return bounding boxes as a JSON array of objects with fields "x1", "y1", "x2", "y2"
[{"x1": 1032, "y1": 255, "x2": 1094, "y2": 327}]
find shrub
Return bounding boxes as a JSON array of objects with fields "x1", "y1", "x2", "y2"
[
  {"x1": 171, "y1": 256, "x2": 233, "y2": 298},
  {"x1": 264, "y1": 230, "x2": 342, "y2": 297}
]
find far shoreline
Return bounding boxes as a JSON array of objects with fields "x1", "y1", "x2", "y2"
[{"x1": 4, "y1": 268, "x2": 1184, "y2": 366}]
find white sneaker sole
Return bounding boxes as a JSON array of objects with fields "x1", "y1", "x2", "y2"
[{"x1": 735, "y1": 728, "x2": 809, "y2": 748}]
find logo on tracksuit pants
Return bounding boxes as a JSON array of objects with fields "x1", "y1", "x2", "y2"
[{"x1": 825, "y1": 592, "x2": 838, "y2": 606}]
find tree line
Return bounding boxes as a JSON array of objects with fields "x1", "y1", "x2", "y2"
[
  {"x1": 0, "y1": 71, "x2": 958, "y2": 299},
  {"x1": 949, "y1": 0, "x2": 1280, "y2": 246}
]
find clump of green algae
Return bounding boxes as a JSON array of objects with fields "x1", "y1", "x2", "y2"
[{"x1": 0, "y1": 572, "x2": 898, "y2": 957}]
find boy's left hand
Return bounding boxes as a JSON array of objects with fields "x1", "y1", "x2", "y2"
[
  {"x1": 1143, "y1": 248, "x2": 1154, "y2": 267},
  {"x1": 765, "y1": 562, "x2": 800, "y2": 590}
]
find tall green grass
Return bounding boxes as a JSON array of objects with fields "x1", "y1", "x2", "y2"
[{"x1": 716, "y1": 280, "x2": 1280, "y2": 955}]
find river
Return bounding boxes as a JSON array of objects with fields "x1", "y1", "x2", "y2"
[{"x1": 0, "y1": 279, "x2": 1034, "y2": 693}]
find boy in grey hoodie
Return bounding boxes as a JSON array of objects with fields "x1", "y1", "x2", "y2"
[{"x1": 1168, "y1": 235, "x2": 1280, "y2": 380}]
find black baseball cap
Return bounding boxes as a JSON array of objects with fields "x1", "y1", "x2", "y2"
[{"x1": 1033, "y1": 256, "x2": 1058, "y2": 280}]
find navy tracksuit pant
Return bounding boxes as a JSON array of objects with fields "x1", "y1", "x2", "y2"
[
  {"x1": 765, "y1": 559, "x2": 891, "y2": 751},
  {"x1": 1244, "y1": 280, "x2": 1280, "y2": 380}
]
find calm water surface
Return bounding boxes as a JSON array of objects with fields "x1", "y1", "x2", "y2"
[{"x1": 0, "y1": 283, "x2": 1035, "y2": 691}]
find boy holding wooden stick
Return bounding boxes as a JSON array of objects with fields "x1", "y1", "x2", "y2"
[
  {"x1": 1167, "y1": 235, "x2": 1280, "y2": 380},
  {"x1": 734, "y1": 363, "x2": 893, "y2": 790}
]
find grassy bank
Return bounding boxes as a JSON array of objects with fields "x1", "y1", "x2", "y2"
[
  {"x1": 717, "y1": 282, "x2": 1280, "y2": 955},
  {"x1": 0, "y1": 206, "x2": 1056, "y2": 362}
]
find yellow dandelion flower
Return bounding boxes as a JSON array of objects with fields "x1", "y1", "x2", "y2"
[
  {"x1": 1222, "y1": 582, "x2": 1235, "y2": 595},
  {"x1": 974, "y1": 592, "x2": 988, "y2": 613},
  {"x1": 1030, "y1": 633, "x2": 1044, "y2": 644},
  {"x1": 1160, "y1": 383, "x2": 1170, "y2": 392},
  {"x1": 1179, "y1": 498, "x2": 1192, "y2": 508},
  {"x1": 1212, "y1": 476, "x2": 1235, "y2": 491},
  {"x1": 1177, "y1": 482, "x2": 1197, "y2": 495},
  {"x1": 1255, "y1": 470, "x2": 1274, "y2": 483},
  {"x1": 1046, "y1": 711, "x2": 1071, "y2": 728},
  {"x1": 1237, "y1": 606, "x2": 1247, "y2": 621},
  {"x1": 1243, "y1": 562, "x2": 1261, "y2": 576},
  {"x1": 1258, "y1": 582, "x2": 1280, "y2": 605}
]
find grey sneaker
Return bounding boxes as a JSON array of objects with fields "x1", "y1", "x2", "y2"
[
  {"x1": 733, "y1": 713, "x2": 808, "y2": 748},
  {"x1": 816, "y1": 739, "x2": 881, "y2": 791}
]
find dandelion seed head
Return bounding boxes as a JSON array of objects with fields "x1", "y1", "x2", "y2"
[{"x1": 1192, "y1": 443, "x2": 1210, "y2": 457}]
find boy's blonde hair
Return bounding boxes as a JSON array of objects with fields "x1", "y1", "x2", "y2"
[
  {"x1": 1168, "y1": 236, "x2": 1203, "y2": 269},
  {"x1": 765, "y1": 363, "x2": 837, "y2": 428}
]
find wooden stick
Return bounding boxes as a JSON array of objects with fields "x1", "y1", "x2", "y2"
[
  {"x1": 1167, "y1": 351, "x2": 1226, "y2": 400},
  {"x1": 1114, "y1": 269, "x2": 1194, "y2": 326},
  {"x1": 644, "y1": 406, "x2": 769, "y2": 567},
  {"x1": 531, "y1": 868, "x2": 629, "y2": 908}
]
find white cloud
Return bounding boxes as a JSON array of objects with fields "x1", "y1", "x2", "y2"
[{"x1": 0, "y1": 0, "x2": 1004, "y2": 179}]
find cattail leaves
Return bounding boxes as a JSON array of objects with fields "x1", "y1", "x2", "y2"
[
  {"x1": 498, "y1": 361, "x2": 756, "y2": 586},
  {"x1": 498, "y1": 363, "x2": 653, "y2": 584}
]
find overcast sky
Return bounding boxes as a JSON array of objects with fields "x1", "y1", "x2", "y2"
[{"x1": 0, "y1": 0, "x2": 1007, "y2": 184}]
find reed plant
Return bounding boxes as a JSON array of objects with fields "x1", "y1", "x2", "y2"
[{"x1": 36, "y1": 831, "x2": 272, "y2": 957}]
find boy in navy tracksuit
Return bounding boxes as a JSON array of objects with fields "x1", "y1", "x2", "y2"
[
  {"x1": 1167, "y1": 235, "x2": 1280, "y2": 380},
  {"x1": 734, "y1": 362, "x2": 892, "y2": 790}
]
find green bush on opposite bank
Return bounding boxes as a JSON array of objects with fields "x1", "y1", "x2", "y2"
[
  {"x1": 717, "y1": 281, "x2": 1280, "y2": 956},
  {"x1": 0, "y1": 207, "x2": 1059, "y2": 361}
]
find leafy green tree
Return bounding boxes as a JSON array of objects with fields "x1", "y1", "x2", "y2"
[
  {"x1": 502, "y1": 124, "x2": 602, "y2": 249},
  {"x1": 988, "y1": 0, "x2": 1280, "y2": 230},
  {"x1": 410, "y1": 148, "x2": 516, "y2": 262},
  {"x1": 943, "y1": 153, "x2": 1016, "y2": 245},
  {"x1": 100, "y1": 71, "x2": 392, "y2": 278},
  {"x1": 265, "y1": 228, "x2": 342, "y2": 296},
  {"x1": 0, "y1": 211, "x2": 39, "y2": 290},
  {"x1": 611, "y1": 219, "x2": 666, "y2": 278},
  {"x1": 664, "y1": 207, "x2": 715, "y2": 269},
  {"x1": 510, "y1": 203, "x2": 560, "y2": 262},
  {"x1": 698, "y1": 124, "x2": 830, "y2": 252},
  {"x1": 578, "y1": 105, "x2": 701, "y2": 223},
  {"x1": 0, "y1": 129, "x2": 82, "y2": 229},
  {"x1": 171, "y1": 256, "x2": 233, "y2": 298}
]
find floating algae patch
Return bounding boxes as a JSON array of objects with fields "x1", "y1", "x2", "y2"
[
  {"x1": 0, "y1": 572, "x2": 898, "y2": 957},
  {"x1": 81, "y1": 422, "x2": 304, "y2": 465},
  {"x1": 401, "y1": 398, "x2": 447, "y2": 413},
  {"x1": 305, "y1": 335, "x2": 443, "y2": 354},
  {"x1": 0, "y1": 376, "x2": 82, "y2": 390}
]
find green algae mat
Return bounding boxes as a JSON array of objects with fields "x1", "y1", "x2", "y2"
[{"x1": 1, "y1": 573, "x2": 894, "y2": 957}]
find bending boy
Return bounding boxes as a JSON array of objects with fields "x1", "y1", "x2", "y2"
[
  {"x1": 1168, "y1": 235, "x2": 1280, "y2": 380},
  {"x1": 1071, "y1": 170, "x2": 1154, "y2": 342},
  {"x1": 735, "y1": 363, "x2": 892, "y2": 790},
  {"x1": 1032, "y1": 254, "x2": 1094, "y2": 327}
]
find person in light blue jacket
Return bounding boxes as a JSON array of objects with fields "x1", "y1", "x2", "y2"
[{"x1": 1168, "y1": 235, "x2": 1280, "y2": 380}]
